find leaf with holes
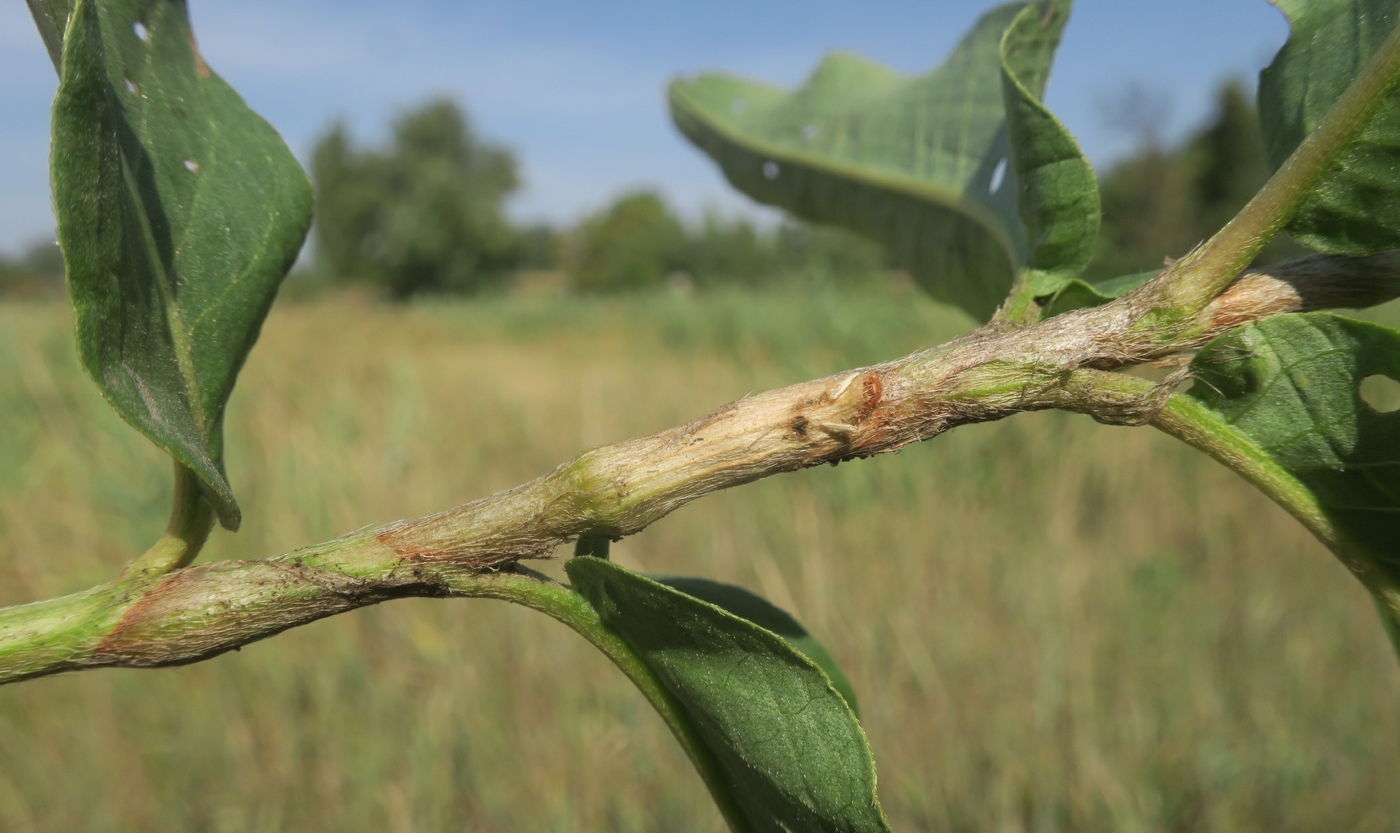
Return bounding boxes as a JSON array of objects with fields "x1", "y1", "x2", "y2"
[
  {"x1": 1258, "y1": 0, "x2": 1400, "y2": 253},
  {"x1": 52, "y1": 0, "x2": 312, "y2": 529},
  {"x1": 1188, "y1": 313, "x2": 1400, "y2": 649},
  {"x1": 669, "y1": 1, "x2": 1088, "y2": 321},
  {"x1": 567, "y1": 558, "x2": 888, "y2": 833}
]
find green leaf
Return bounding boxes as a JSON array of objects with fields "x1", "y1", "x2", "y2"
[
  {"x1": 566, "y1": 558, "x2": 889, "y2": 833},
  {"x1": 1189, "y1": 312, "x2": 1400, "y2": 645},
  {"x1": 652, "y1": 575, "x2": 860, "y2": 717},
  {"x1": 1038, "y1": 269, "x2": 1156, "y2": 317},
  {"x1": 999, "y1": 0, "x2": 1099, "y2": 287},
  {"x1": 1258, "y1": 0, "x2": 1400, "y2": 253},
  {"x1": 668, "y1": 1, "x2": 1076, "y2": 321},
  {"x1": 51, "y1": 0, "x2": 312, "y2": 530}
]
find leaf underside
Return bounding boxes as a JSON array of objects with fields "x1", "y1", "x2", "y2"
[
  {"x1": 1189, "y1": 313, "x2": 1400, "y2": 643},
  {"x1": 567, "y1": 558, "x2": 889, "y2": 833},
  {"x1": 1259, "y1": 0, "x2": 1400, "y2": 254},
  {"x1": 669, "y1": 0, "x2": 1084, "y2": 321},
  {"x1": 52, "y1": 0, "x2": 312, "y2": 529}
]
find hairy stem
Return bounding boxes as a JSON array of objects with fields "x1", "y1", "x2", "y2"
[{"x1": 1, "y1": 251, "x2": 1396, "y2": 685}]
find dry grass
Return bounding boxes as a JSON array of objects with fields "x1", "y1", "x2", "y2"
[{"x1": 0, "y1": 290, "x2": 1396, "y2": 832}]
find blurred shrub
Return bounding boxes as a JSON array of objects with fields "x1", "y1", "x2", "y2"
[
  {"x1": 0, "y1": 239, "x2": 64, "y2": 298},
  {"x1": 569, "y1": 191, "x2": 688, "y2": 292},
  {"x1": 566, "y1": 191, "x2": 890, "y2": 293},
  {"x1": 310, "y1": 99, "x2": 523, "y2": 299},
  {"x1": 1088, "y1": 80, "x2": 1302, "y2": 281}
]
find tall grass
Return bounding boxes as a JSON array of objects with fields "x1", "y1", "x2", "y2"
[{"x1": 0, "y1": 289, "x2": 1396, "y2": 832}]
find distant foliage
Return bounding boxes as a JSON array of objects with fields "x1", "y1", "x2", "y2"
[
  {"x1": 0, "y1": 239, "x2": 64, "y2": 298},
  {"x1": 569, "y1": 191, "x2": 689, "y2": 292},
  {"x1": 311, "y1": 99, "x2": 523, "y2": 299},
  {"x1": 1087, "y1": 80, "x2": 1302, "y2": 281},
  {"x1": 566, "y1": 190, "x2": 889, "y2": 293}
]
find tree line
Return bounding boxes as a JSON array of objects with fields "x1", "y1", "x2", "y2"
[{"x1": 1, "y1": 82, "x2": 1285, "y2": 300}]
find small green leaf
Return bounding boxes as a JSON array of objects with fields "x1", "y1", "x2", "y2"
[
  {"x1": 1258, "y1": 0, "x2": 1400, "y2": 253},
  {"x1": 567, "y1": 558, "x2": 889, "y2": 833},
  {"x1": 1037, "y1": 269, "x2": 1156, "y2": 317},
  {"x1": 652, "y1": 575, "x2": 860, "y2": 717},
  {"x1": 1189, "y1": 312, "x2": 1400, "y2": 645},
  {"x1": 999, "y1": 0, "x2": 1099, "y2": 286},
  {"x1": 669, "y1": 1, "x2": 1073, "y2": 321},
  {"x1": 52, "y1": 0, "x2": 312, "y2": 529}
]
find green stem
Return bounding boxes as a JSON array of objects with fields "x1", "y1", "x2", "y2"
[
  {"x1": 1165, "y1": 20, "x2": 1400, "y2": 310},
  {"x1": 121, "y1": 463, "x2": 216, "y2": 580},
  {"x1": 458, "y1": 569, "x2": 751, "y2": 833},
  {"x1": 1151, "y1": 392, "x2": 1400, "y2": 625}
]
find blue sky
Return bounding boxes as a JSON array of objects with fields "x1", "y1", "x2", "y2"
[{"x1": 0, "y1": 0, "x2": 1290, "y2": 255}]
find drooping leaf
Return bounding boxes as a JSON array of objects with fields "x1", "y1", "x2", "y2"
[
  {"x1": 567, "y1": 558, "x2": 888, "y2": 833},
  {"x1": 1189, "y1": 312, "x2": 1400, "y2": 643},
  {"x1": 52, "y1": 0, "x2": 312, "y2": 529},
  {"x1": 999, "y1": 0, "x2": 1100, "y2": 289},
  {"x1": 1258, "y1": 0, "x2": 1400, "y2": 253},
  {"x1": 669, "y1": 1, "x2": 1078, "y2": 321},
  {"x1": 653, "y1": 575, "x2": 860, "y2": 716}
]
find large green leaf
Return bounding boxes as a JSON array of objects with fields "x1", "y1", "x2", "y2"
[
  {"x1": 669, "y1": 1, "x2": 1082, "y2": 321},
  {"x1": 566, "y1": 558, "x2": 889, "y2": 833},
  {"x1": 1189, "y1": 312, "x2": 1400, "y2": 641},
  {"x1": 999, "y1": 1, "x2": 1099, "y2": 289},
  {"x1": 653, "y1": 575, "x2": 861, "y2": 716},
  {"x1": 52, "y1": 0, "x2": 312, "y2": 529},
  {"x1": 1258, "y1": 0, "x2": 1400, "y2": 254}
]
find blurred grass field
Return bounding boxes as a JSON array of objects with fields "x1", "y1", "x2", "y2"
[{"x1": 0, "y1": 288, "x2": 1398, "y2": 832}]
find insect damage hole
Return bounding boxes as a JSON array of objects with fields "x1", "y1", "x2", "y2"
[
  {"x1": 1360, "y1": 374, "x2": 1400, "y2": 413},
  {"x1": 762, "y1": 161, "x2": 780, "y2": 180},
  {"x1": 124, "y1": 76, "x2": 137, "y2": 94},
  {"x1": 803, "y1": 123, "x2": 818, "y2": 140},
  {"x1": 988, "y1": 157, "x2": 1008, "y2": 194},
  {"x1": 730, "y1": 98, "x2": 747, "y2": 115},
  {"x1": 133, "y1": 21, "x2": 150, "y2": 42},
  {"x1": 183, "y1": 159, "x2": 199, "y2": 174}
]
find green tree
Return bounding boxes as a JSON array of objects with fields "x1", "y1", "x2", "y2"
[
  {"x1": 311, "y1": 99, "x2": 522, "y2": 299},
  {"x1": 569, "y1": 190, "x2": 687, "y2": 291},
  {"x1": 1087, "y1": 80, "x2": 1300, "y2": 280}
]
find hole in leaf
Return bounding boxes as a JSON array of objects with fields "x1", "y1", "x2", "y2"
[
  {"x1": 762, "y1": 161, "x2": 779, "y2": 180},
  {"x1": 1360, "y1": 374, "x2": 1400, "y2": 413},
  {"x1": 183, "y1": 159, "x2": 199, "y2": 174},
  {"x1": 989, "y1": 157, "x2": 1008, "y2": 194},
  {"x1": 124, "y1": 76, "x2": 137, "y2": 94},
  {"x1": 730, "y1": 98, "x2": 746, "y2": 115},
  {"x1": 803, "y1": 123, "x2": 818, "y2": 140},
  {"x1": 133, "y1": 21, "x2": 149, "y2": 42}
]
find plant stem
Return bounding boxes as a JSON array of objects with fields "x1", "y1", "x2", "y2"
[
  {"x1": 0, "y1": 252, "x2": 1397, "y2": 685},
  {"x1": 121, "y1": 463, "x2": 216, "y2": 580},
  {"x1": 1150, "y1": 392, "x2": 1400, "y2": 623},
  {"x1": 1162, "y1": 19, "x2": 1400, "y2": 312}
]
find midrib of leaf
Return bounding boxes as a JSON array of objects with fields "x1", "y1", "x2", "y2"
[
  {"x1": 115, "y1": 122, "x2": 206, "y2": 435},
  {"x1": 674, "y1": 88, "x2": 1019, "y2": 263}
]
